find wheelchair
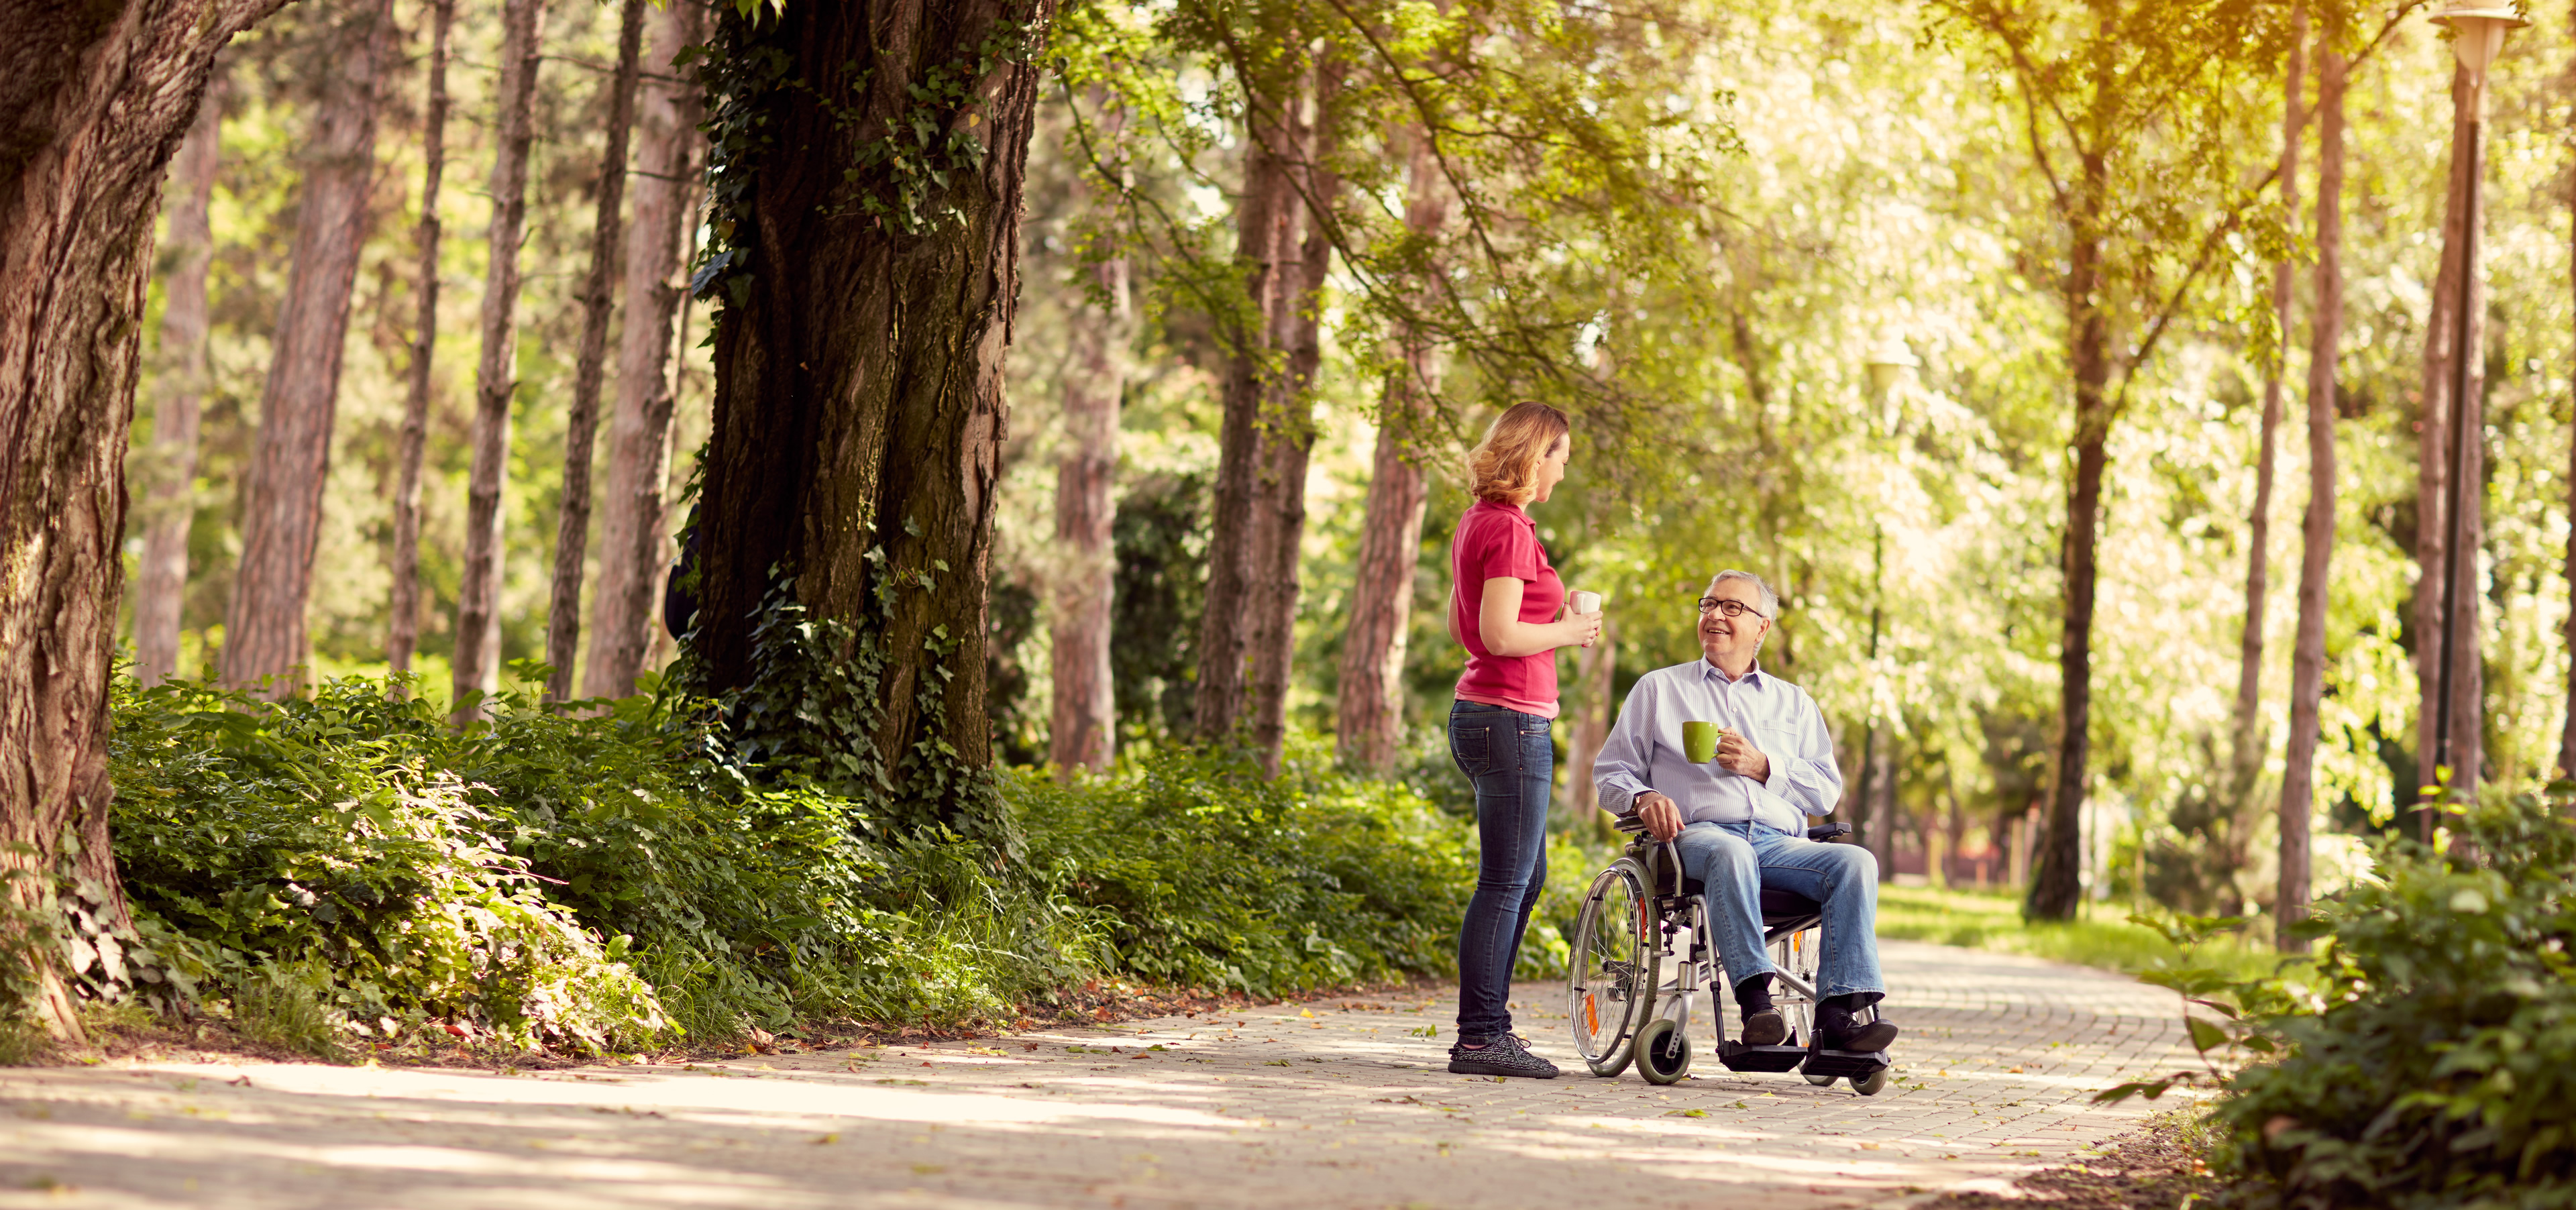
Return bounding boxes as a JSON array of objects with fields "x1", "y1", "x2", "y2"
[{"x1": 1565, "y1": 817, "x2": 1894, "y2": 1095}]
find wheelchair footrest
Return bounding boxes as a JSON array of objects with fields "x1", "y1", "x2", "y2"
[
  {"x1": 1801, "y1": 1048, "x2": 1892, "y2": 1079},
  {"x1": 1715, "y1": 1041, "x2": 1809, "y2": 1072}
]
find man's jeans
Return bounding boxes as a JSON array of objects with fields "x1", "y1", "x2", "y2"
[
  {"x1": 1671, "y1": 820, "x2": 1883, "y2": 1001},
  {"x1": 1448, "y1": 701, "x2": 1551, "y2": 1040}
]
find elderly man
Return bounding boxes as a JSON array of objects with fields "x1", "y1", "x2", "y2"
[{"x1": 1592, "y1": 569, "x2": 1898, "y2": 1053}]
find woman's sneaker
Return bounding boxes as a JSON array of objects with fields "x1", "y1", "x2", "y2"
[{"x1": 1448, "y1": 1032, "x2": 1560, "y2": 1078}]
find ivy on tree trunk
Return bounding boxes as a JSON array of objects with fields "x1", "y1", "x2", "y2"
[{"x1": 682, "y1": 0, "x2": 1055, "y2": 838}]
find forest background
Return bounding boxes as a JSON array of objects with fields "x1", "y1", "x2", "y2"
[{"x1": 125, "y1": 0, "x2": 2576, "y2": 929}]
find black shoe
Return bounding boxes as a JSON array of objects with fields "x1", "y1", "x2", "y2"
[
  {"x1": 1734, "y1": 974, "x2": 1786, "y2": 1046},
  {"x1": 1448, "y1": 1032, "x2": 1560, "y2": 1079},
  {"x1": 1815, "y1": 995, "x2": 1899, "y2": 1053}
]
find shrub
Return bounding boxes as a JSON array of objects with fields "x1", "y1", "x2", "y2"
[
  {"x1": 2214, "y1": 789, "x2": 2576, "y2": 1209},
  {"x1": 110, "y1": 679, "x2": 668, "y2": 1053},
  {"x1": 103, "y1": 673, "x2": 1493, "y2": 1051},
  {"x1": 1010, "y1": 751, "x2": 1471, "y2": 996}
]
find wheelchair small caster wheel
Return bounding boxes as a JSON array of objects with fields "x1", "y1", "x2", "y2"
[
  {"x1": 1635, "y1": 1018, "x2": 1691, "y2": 1085},
  {"x1": 1803, "y1": 1071, "x2": 1838, "y2": 1087},
  {"x1": 1851, "y1": 1065, "x2": 1890, "y2": 1096}
]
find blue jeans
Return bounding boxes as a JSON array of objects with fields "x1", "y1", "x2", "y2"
[
  {"x1": 1672, "y1": 820, "x2": 1884, "y2": 1001},
  {"x1": 1448, "y1": 700, "x2": 1552, "y2": 1040}
]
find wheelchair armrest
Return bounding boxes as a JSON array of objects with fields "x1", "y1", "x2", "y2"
[
  {"x1": 1612, "y1": 814, "x2": 1648, "y2": 835},
  {"x1": 1806, "y1": 821, "x2": 1851, "y2": 842}
]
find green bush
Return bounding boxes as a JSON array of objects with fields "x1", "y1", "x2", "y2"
[
  {"x1": 104, "y1": 673, "x2": 1494, "y2": 1052},
  {"x1": 2214, "y1": 789, "x2": 2576, "y2": 1209},
  {"x1": 111, "y1": 678, "x2": 669, "y2": 1052},
  {"x1": 1011, "y1": 753, "x2": 1470, "y2": 995}
]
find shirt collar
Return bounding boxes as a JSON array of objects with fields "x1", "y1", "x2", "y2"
[{"x1": 1701, "y1": 657, "x2": 1764, "y2": 687}]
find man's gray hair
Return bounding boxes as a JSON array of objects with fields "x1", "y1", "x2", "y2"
[{"x1": 1706, "y1": 569, "x2": 1780, "y2": 618}]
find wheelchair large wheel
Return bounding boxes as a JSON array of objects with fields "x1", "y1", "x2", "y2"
[
  {"x1": 1567, "y1": 861, "x2": 1658, "y2": 1077},
  {"x1": 1635, "y1": 1017, "x2": 1692, "y2": 1084},
  {"x1": 1851, "y1": 1064, "x2": 1890, "y2": 1096}
]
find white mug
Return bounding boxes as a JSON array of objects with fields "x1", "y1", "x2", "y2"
[{"x1": 1570, "y1": 590, "x2": 1601, "y2": 615}]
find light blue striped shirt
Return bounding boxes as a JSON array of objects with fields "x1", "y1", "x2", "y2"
[{"x1": 1592, "y1": 658, "x2": 1843, "y2": 833}]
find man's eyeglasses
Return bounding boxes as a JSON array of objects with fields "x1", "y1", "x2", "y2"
[{"x1": 1697, "y1": 597, "x2": 1768, "y2": 620}]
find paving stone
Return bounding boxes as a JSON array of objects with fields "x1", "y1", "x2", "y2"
[{"x1": 0, "y1": 940, "x2": 2202, "y2": 1209}]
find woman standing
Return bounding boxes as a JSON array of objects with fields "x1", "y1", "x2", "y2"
[{"x1": 1445, "y1": 402, "x2": 1600, "y2": 1078}]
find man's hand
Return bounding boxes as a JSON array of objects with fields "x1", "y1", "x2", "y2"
[
  {"x1": 1716, "y1": 733, "x2": 1770, "y2": 783},
  {"x1": 1633, "y1": 791, "x2": 1682, "y2": 841}
]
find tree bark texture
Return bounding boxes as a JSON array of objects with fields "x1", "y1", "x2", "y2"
[
  {"x1": 0, "y1": 0, "x2": 288, "y2": 1041},
  {"x1": 584, "y1": 0, "x2": 708, "y2": 702},
  {"x1": 131, "y1": 72, "x2": 225, "y2": 688},
  {"x1": 1047, "y1": 250, "x2": 1129, "y2": 773},
  {"x1": 1243, "y1": 64, "x2": 1342, "y2": 777},
  {"x1": 1193, "y1": 66, "x2": 1306, "y2": 747},
  {"x1": 1336, "y1": 129, "x2": 1448, "y2": 773},
  {"x1": 2233, "y1": 6, "x2": 2305, "y2": 807},
  {"x1": 2279, "y1": 42, "x2": 2343, "y2": 954},
  {"x1": 543, "y1": 0, "x2": 645, "y2": 704},
  {"x1": 450, "y1": 0, "x2": 547, "y2": 724},
  {"x1": 2029, "y1": 151, "x2": 2111, "y2": 922},
  {"x1": 386, "y1": 0, "x2": 454, "y2": 682},
  {"x1": 686, "y1": 0, "x2": 1052, "y2": 829},
  {"x1": 2416, "y1": 63, "x2": 2487, "y2": 805},
  {"x1": 219, "y1": 0, "x2": 394, "y2": 696}
]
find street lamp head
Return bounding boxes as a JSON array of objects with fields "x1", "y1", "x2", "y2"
[
  {"x1": 2431, "y1": 1, "x2": 2526, "y2": 76},
  {"x1": 1864, "y1": 335, "x2": 1918, "y2": 398}
]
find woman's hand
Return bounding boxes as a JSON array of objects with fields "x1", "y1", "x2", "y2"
[{"x1": 1478, "y1": 578, "x2": 1603, "y2": 656}]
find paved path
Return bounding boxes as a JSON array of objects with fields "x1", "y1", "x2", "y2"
[{"x1": 0, "y1": 941, "x2": 2200, "y2": 1209}]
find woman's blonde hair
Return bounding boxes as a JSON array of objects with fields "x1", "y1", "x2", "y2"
[{"x1": 1465, "y1": 402, "x2": 1571, "y2": 505}]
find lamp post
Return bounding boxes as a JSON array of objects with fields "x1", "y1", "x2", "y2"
[
  {"x1": 1858, "y1": 335, "x2": 1917, "y2": 881},
  {"x1": 2426, "y1": 1, "x2": 2521, "y2": 839}
]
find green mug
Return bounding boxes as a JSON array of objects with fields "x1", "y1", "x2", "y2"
[{"x1": 1683, "y1": 721, "x2": 1719, "y2": 764}]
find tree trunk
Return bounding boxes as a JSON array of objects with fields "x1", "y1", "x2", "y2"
[
  {"x1": 219, "y1": 0, "x2": 394, "y2": 696},
  {"x1": 684, "y1": 0, "x2": 1052, "y2": 836},
  {"x1": 132, "y1": 70, "x2": 225, "y2": 688},
  {"x1": 1336, "y1": 129, "x2": 1448, "y2": 773},
  {"x1": 450, "y1": 0, "x2": 547, "y2": 725},
  {"x1": 1193, "y1": 68, "x2": 1304, "y2": 747},
  {"x1": 1244, "y1": 65, "x2": 1342, "y2": 777},
  {"x1": 2563, "y1": 0, "x2": 2576, "y2": 781},
  {"x1": 2279, "y1": 42, "x2": 2344, "y2": 954},
  {"x1": 542, "y1": 0, "x2": 645, "y2": 704},
  {"x1": 2030, "y1": 152, "x2": 2111, "y2": 922},
  {"x1": 1047, "y1": 250, "x2": 1128, "y2": 772},
  {"x1": 2233, "y1": 6, "x2": 2305, "y2": 807},
  {"x1": 2416, "y1": 63, "x2": 2486, "y2": 818},
  {"x1": 0, "y1": 0, "x2": 287, "y2": 1042},
  {"x1": 386, "y1": 0, "x2": 454, "y2": 683},
  {"x1": 1564, "y1": 618, "x2": 1615, "y2": 822},
  {"x1": 583, "y1": 0, "x2": 708, "y2": 701}
]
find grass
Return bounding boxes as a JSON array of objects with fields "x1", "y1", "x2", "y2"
[{"x1": 1877, "y1": 883, "x2": 2303, "y2": 984}]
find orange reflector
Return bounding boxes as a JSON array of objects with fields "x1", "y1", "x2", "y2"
[{"x1": 1585, "y1": 993, "x2": 1599, "y2": 1036}]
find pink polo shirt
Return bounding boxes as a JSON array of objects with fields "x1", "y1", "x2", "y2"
[{"x1": 1450, "y1": 500, "x2": 1563, "y2": 718}]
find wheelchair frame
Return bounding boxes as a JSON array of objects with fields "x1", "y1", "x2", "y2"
[{"x1": 1565, "y1": 818, "x2": 1892, "y2": 1094}]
